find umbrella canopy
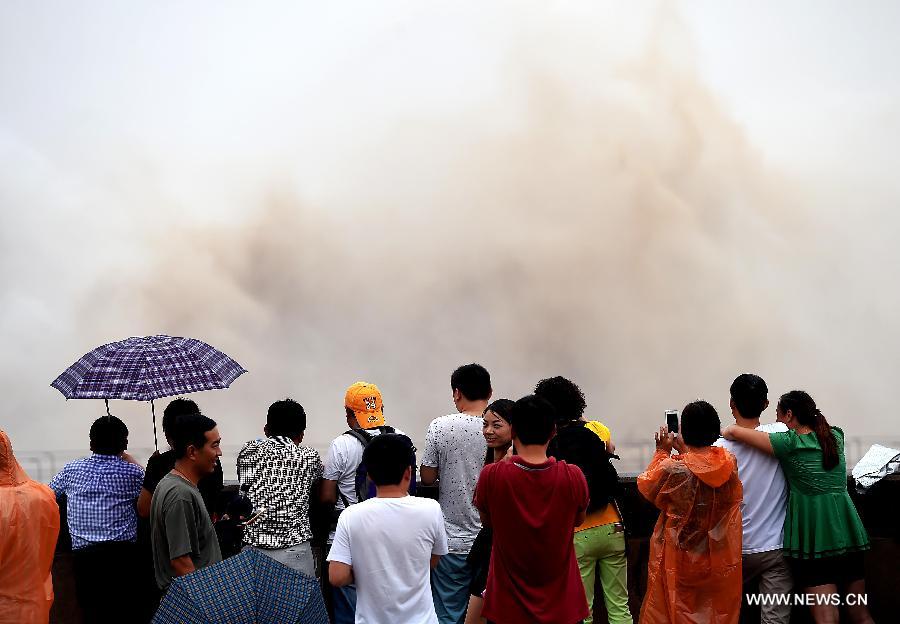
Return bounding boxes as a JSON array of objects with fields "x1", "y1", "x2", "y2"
[
  {"x1": 51, "y1": 335, "x2": 246, "y2": 402},
  {"x1": 152, "y1": 548, "x2": 328, "y2": 624}
]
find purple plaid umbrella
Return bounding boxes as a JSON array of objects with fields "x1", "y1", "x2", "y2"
[{"x1": 51, "y1": 335, "x2": 246, "y2": 450}]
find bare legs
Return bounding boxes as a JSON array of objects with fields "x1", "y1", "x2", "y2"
[
  {"x1": 844, "y1": 579, "x2": 875, "y2": 624},
  {"x1": 805, "y1": 581, "x2": 875, "y2": 624}
]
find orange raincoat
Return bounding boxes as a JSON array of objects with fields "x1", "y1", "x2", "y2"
[
  {"x1": 637, "y1": 446, "x2": 743, "y2": 624},
  {"x1": 0, "y1": 430, "x2": 60, "y2": 624}
]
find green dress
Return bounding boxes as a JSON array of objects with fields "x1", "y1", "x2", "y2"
[{"x1": 768, "y1": 427, "x2": 869, "y2": 559}]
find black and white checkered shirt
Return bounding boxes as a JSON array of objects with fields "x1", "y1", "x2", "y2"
[{"x1": 236, "y1": 436, "x2": 323, "y2": 549}]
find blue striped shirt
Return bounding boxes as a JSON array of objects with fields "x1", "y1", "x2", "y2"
[{"x1": 50, "y1": 454, "x2": 144, "y2": 549}]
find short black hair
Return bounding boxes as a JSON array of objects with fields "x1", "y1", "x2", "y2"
[
  {"x1": 90, "y1": 415, "x2": 129, "y2": 455},
  {"x1": 509, "y1": 395, "x2": 557, "y2": 445},
  {"x1": 362, "y1": 433, "x2": 415, "y2": 486},
  {"x1": 162, "y1": 397, "x2": 201, "y2": 435},
  {"x1": 730, "y1": 374, "x2": 768, "y2": 420},
  {"x1": 680, "y1": 400, "x2": 721, "y2": 447},
  {"x1": 172, "y1": 413, "x2": 218, "y2": 459},
  {"x1": 266, "y1": 399, "x2": 306, "y2": 438},
  {"x1": 451, "y1": 363, "x2": 492, "y2": 401},
  {"x1": 534, "y1": 376, "x2": 586, "y2": 423}
]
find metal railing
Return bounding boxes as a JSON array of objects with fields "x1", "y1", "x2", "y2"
[
  {"x1": 16, "y1": 445, "x2": 264, "y2": 484},
  {"x1": 611, "y1": 435, "x2": 900, "y2": 473},
  {"x1": 16, "y1": 437, "x2": 900, "y2": 484}
]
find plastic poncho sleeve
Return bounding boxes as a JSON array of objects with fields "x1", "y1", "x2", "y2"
[
  {"x1": 637, "y1": 450, "x2": 679, "y2": 511},
  {"x1": 0, "y1": 430, "x2": 61, "y2": 624},
  {"x1": 637, "y1": 446, "x2": 743, "y2": 624}
]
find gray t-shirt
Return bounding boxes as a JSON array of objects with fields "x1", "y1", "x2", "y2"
[
  {"x1": 150, "y1": 473, "x2": 222, "y2": 590},
  {"x1": 421, "y1": 414, "x2": 485, "y2": 553}
]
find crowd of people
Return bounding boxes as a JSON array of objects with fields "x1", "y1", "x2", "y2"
[{"x1": 0, "y1": 365, "x2": 876, "y2": 624}]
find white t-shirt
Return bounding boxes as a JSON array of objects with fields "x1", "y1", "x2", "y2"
[
  {"x1": 421, "y1": 414, "x2": 485, "y2": 553},
  {"x1": 715, "y1": 421, "x2": 789, "y2": 554},
  {"x1": 327, "y1": 496, "x2": 449, "y2": 624},
  {"x1": 323, "y1": 427, "x2": 405, "y2": 542}
]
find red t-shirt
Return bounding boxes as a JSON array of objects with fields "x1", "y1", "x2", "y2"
[{"x1": 474, "y1": 456, "x2": 589, "y2": 624}]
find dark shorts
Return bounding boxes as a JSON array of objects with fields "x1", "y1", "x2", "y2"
[
  {"x1": 789, "y1": 550, "x2": 867, "y2": 589},
  {"x1": 73, "y1": 541, "x2": 139, "y2": 624}
]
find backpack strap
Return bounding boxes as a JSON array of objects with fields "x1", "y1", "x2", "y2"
[
  {"x1": 343, "y1": 428, "x2": 374, "y2": 448},
  {"x1": 333, "y1": 430, "x2": 374, "y2": 510},
  {"x1": 342, "y1": 425, "x2": 396, "y2": 447}
]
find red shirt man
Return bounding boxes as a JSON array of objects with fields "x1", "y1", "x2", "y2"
[{"x1": 474, "y1": 395, "x2": 589, "y2": 624}]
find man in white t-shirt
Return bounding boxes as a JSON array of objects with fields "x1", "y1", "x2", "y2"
[
  {"x1": 420, "y1": 363, "x2": 491, "y2": 624},
  {"x1": 329, "y1": 432, "x2": 449, "y2": 624},
  {"x1": 321, "y1": 382, "x2": 406, "y2": 624},
  {"x1": 714, "y1": 373, "x2": 792, "y2": 624}
]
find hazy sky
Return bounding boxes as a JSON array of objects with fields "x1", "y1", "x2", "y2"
[{"x1": 2, "y1": 1, "x2": 898, "y2": 474}]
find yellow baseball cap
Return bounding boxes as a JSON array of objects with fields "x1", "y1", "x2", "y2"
[{"x1": 344, "y1": 382, "x2": 385, "y2": 428}]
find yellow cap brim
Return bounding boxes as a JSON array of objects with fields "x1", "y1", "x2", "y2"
[{"x1": 354, "y1": 410, "x2": 385, "y2": 429}]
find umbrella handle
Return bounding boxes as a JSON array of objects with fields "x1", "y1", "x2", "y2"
[
  {"x1": 105, "y1": 398, "x2": 111, "y2": 417},
  {"x1": 151, "y1": 399, "x2": 159, "y2": 452}
]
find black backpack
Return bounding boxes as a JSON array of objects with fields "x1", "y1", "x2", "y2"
[
  {"x1": 548, "y1": 421, "x2": 622, "y2": 514},
  {"x1": 338, "y1": 426, "x2": 417, "y2": 508}
]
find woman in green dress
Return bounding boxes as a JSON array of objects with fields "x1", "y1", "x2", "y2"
[{"x1": 722, "y1": 390, "x2": 873, "y2": 624}]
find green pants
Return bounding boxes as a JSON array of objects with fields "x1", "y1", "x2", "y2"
[{"x1": 573, "y1": 523, "x2": 632, "y2": 624}]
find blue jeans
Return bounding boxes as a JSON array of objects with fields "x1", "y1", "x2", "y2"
[
  {"x1": 332, "y1": 582, "x2": 356, "y2": 624},
  {"x1": 431, "y1": 553, "x2": 472, "y2": 624},
  {"x1": 326, "y1": 541, "x2": 357, "y2": 624}
]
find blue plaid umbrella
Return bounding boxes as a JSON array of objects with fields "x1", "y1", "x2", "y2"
[
  {"x1": 51, "y1": 335, "x2": 246, "y2": 449},
  {"x1": 152, "y1": 548, "x2": 328, "y2": 624}
]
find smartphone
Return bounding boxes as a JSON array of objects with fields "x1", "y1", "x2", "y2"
[{"x1": 665, "y1": 409, "x2": 679, "y2": 434}]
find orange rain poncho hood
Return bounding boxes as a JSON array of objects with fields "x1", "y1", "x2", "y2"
[
  {"x1": 0, "y1": 430, "x2": 61, "y2": 624},
  {"x1": 637, "y1": 445, "x2": 743, "y2": 624}
]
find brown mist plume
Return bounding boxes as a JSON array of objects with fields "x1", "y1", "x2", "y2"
[
  {"x1": 4, "y1": 4, "x2": 896, "y2": 472},
  {"x1": 71, "y1": 36, "x2": 817, "y2": 458}
]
